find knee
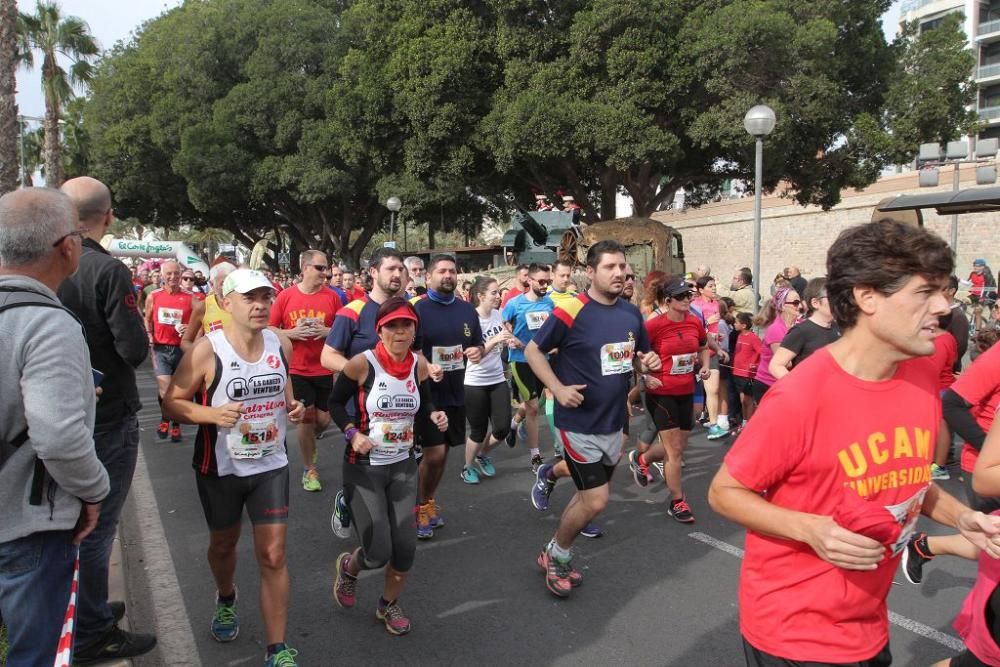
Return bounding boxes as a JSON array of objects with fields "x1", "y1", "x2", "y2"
[
  {"x1": 360, "y1": 548, "x2": 390, "y2": 571},
  {"x1": 493, "y1": 425, "x2": 511, "y2": 441},
  {"x1": 208, "y1": 538, "x2": 238, "y2": 559},
  {"x1": 584, "y1": 493, "x2": 609, "y2": 514},
  {"x1": 256, "y1": 542, "x2": 286, "y2": 571}
]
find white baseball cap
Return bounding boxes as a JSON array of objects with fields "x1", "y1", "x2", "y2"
[{"x1": 222, "y1": 269, "x2": 273, "y2": 296}]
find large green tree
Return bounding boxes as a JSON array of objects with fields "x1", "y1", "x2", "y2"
[{"x1": 18, "y1": 0, "x2": 98, "y2": 188}]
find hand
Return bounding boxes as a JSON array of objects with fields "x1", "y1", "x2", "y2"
[
  {"x1": 644, "y1": 374, "x2": 662, "y2": 390},
  {"x1": 214, "y1": 401, "x2": 243, "y2": 428},
  {"x1": 719, "y1": 350, "x2": 730, "y2": 364},
  {"x1": 698, "y1": 367, "x2": 711, "y2": 380},
  {"x1": 430, "y1": 410, "x2": 449, "y2": 432},
  {"x1": 957, "y1": 510, "x2": 1000, "y2": 559},
  {"x1": 95, "y1": 386, "x2": 103, "y2": 400},
  {"x1": 554, "y1": 383, "x2": 586, "y2": 408},
  {"x1": 175, "y1": 323, "x2": 187, "y2": 335},
  {"x1": 802, "y1": 515, "x2": 885, "y2": 570},
  {"x1": 350, "y1": 432, "x2": 375, "y2": 455},
  {"x1": 428, "y1": 363, "x2": 444, "y2": 382},
  {"x1": 287, "y1": 400, "x2": 305, "y2": 423},
  {"x1": 508, "y1": 338, "x2": 524, "y2": 350},
  {"x1": 73, "y1": 502, "x2": 102, "y2": 545},
  {"x1": 464, "y1": 346, "x2": 483, "y2": 364},
  {"x1": 638, "y1": 351, "x2": 662, "y2": 372}
]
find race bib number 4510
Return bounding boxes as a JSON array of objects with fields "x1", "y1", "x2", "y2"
[{"x1": 601, "y1": 341, "x2": 635, "y2": 376}]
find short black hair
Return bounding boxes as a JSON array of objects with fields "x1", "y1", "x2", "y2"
[
  {"x1": 369, "y1": 246, "x2": 403, "y2": 270},
  {"x1": 737, "y1": 267, "x2": 752, "y2": 286},
  {"x1": 586, "y1": 239, "x2": 625, "y2": 269},
  {"x1": 428, "y1": 253, "x2": 457, "y2": 271},
  {"x1": 516, "y1": 263, "x2": 529, "y2": 272},
  {"x1": 948, "y1": 275, "x2": 959, "y2": 291},
  {"x1": 528, "y1": 262, "x2": 549, "y2": 275}
]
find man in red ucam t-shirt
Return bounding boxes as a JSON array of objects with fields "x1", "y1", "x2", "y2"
[
  {"x1": 709, "y1": 220, "x2": 1000, "y2": 667},
  {"x1": 269, "y1": 249, "x2": 341, "y2": 492}
]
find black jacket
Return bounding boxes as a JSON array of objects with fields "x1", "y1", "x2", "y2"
[{"x1": 57, "y1": 238, "x2": 148, "y2": 426}]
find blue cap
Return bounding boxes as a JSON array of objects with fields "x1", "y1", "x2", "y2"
[{"x1": 974, "y1": 258, "x2": 986, "y2": 266}]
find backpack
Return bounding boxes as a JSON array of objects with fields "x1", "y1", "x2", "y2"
[{"x1": 0, "y1": 285, "x2": 83, "y2": 505}]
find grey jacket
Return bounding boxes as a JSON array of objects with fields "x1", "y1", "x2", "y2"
[{"x1": 0, "y1": 275, "x2": 109, "y2": 543}]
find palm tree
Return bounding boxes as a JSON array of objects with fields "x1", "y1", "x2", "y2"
[
  {"x1": 184, "y1": 227, "x2": 234, "y2": 263},
  {"x1": 18, "y1": 1, "x2": 97, "y2": 188},
  {"x1": 0, "y1": 0, "x2": 18, "y2": 194}
]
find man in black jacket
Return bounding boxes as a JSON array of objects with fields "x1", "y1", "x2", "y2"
[{"x1": 57, "y1": 176, "x2": 157, "y2": 664}]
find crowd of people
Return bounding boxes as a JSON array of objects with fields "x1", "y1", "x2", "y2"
[{"x1": 8, "y1": 178, "x2": 1000, "y2": 666}]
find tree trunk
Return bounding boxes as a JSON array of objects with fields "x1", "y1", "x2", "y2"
[
  {"x1": 0, "y1": 0, "x2": 18, "y2": 194},
  {"x1": 600, "y1": 169, "x2": 618, "y2": 221},
  {"x1": 42, "y1": 54, "x2": 63, "y2": 188}
]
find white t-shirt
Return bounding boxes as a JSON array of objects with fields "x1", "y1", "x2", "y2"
[{"x1": 465, "y1": 309, "x2": 506, "y2": 386}]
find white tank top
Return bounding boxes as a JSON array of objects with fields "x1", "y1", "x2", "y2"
[
  {"x1": 206, "y1": 329, "x2": 289, "y2": 477},
  {"x1": 361, "y1": 348, "x2": 420, "y2": 466}
]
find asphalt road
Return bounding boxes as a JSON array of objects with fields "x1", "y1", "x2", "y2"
[{"x1": 126, "y1": 366, "x2": 978, "y2": 666}]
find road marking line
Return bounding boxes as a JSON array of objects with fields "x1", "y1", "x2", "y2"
[
  {"x1": 437, "y1": 599, "x2": 506, "y2": 618},
  {"x1": 688, "y1": 532, "x2": 965, "y2": 652}
]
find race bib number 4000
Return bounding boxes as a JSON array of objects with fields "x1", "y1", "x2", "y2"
[
  {"x1": 601, "y1": 341, "x2": 635, "y2": 376},
  {"x1": 225, "y1": 421, "x2": 279, "y2": 460},
  {"x1": 432, "y1": 345, "x2": 465, "y2": 372}
]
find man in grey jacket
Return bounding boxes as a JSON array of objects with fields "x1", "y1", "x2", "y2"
[
  {"x1": 0, "y1": 187, "x2": 110, "y2": 666},
  {"x1": 57, "y1": 177, "x2": 156, "y2": 663}
]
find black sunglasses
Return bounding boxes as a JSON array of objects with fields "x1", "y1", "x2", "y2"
[
  {"x1": 624, "y1": 274, "x2": 636, "y2": 281},
  {"x1": 309, "y1": 264, "x2": 329, "y2": 272},
  {"x1": 534, "y1": 279, "x2": 551, "y2": 287},
  {"x1": 181, "y1": 276, "x2": 195, "y2": 281},
  {"x1": 785, "y1": 299, "x2": 802, "y2": 307}
]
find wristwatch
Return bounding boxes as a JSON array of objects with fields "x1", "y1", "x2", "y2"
[{"x1": 344, "y1": 426, "x2": 359, "y2": 443}]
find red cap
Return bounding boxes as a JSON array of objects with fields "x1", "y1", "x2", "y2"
[{"x1": 376, "y1": 304, "x2": 418, "y2": 331}]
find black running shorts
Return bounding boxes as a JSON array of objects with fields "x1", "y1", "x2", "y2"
[
  {"x1": 742, "y1": 638, "x2": 891, "y2": 667},
  {"x1": 195, "y1": 465, "x2": 290, "y2": 531},
  {"x1": 511, "y1": 362, "x2": 542, "y2": 402},
  {"x1": 420, "y1": 405, "x2": 466, "y2": 448},
  {"x1": 645, "y1": 393, "x2": 694, "y2": 432},
  {"x1": 291, "y1": 373, "x2": 332, "y2": 413}
]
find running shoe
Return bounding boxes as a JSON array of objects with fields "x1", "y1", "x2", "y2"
[
  {"x1": 579, "y1": 522, "x2": 603, "y2": 538},
  {"x1": 539, "y1": 548, "x2": 573, "y2": 598},
  {"x1": 426, "y1": 499, "x2": 444, "y2": 529},
  {"x1": 652, "y1": 461, "x2": 664, "y2": 478},
  {"x1": 930, "y1": 463, "x2": 950, "y2": 481},
  {"x1": 211, "y1": 590, "x2": 239, "y2": 642},
  {"x1": 376, "y1": 599, "x2": 412, "y2": 636},
  {"x1": 333, "y1": 552, "x2": 357, "y2": 608},
  {"x1": 530, "y1": 453, "x2": 544, "y2": 472},
  {"x1": 331, "y1": 490, "x2": 351, "y2": 539},
  {"x1": 697, "y1": 411, "x2": 710, "y2": 425},
  {"x1": 902, "y1": 532, "x2": 933, "y2": 585},
  {"x1": 302, "y1": 468, "x2": 322, "y2": 492},
  {"x1": 264, "y1": 646, "x2": 299, "y2": 667},
  {"x1": 506, "y1": 423, "x2": 518, "y2": 448},
  {"x1": 170, "y1": 423, "x2": 182, "y2": 442},
  {"x1": 667, "y1": 497, "x2": 695, "y2": 523},
  {"x1": 157, "y1": 421, "x2": 169, "y2": 440},
  {"x1": 417, "y1": 503, "x2": 434, "y2": 540},
  {"x1": 531, "y1": 463, "x2": 556, "y2": 512},
  {"x1": 461, "y1": 465, "x2": 480, "y2": 484},
  {"x1": 628, "y1": 449, "x2": 652, "y2": 488},
  {"x1": 474, "y1": 455, "x2": 496, "y2": 477},
  {"x1": 536, "y1": 549, "x2": 582, "y2": 587},
  {"x1": 706, "y1": 424, "x2": 730, "y2": 441}
]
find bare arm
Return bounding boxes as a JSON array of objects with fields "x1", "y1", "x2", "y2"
[
  {"x1": 164, "y1": 339, "x2": 240, "y2": 427},
  {"x1": 921, "y1": 481, "x2": 1000, "y2": 557},
  {"x1": 182, "y1": 298, "x2": 206, "y2": 351},
  {"x1": 769, "y1": 347, "x2": 796, "y2": 380},
  {"x1": 321, "y1": 344, "x2": 348, "y2": 373}
]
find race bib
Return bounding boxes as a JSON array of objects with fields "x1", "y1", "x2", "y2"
[
  {"x1": 157, "y1": 307, "x2": 183, "y2": 326},
  {"x1": 670, "y1": 353, "x2": 696, "y2": 376},
  {"x1": 225, "y1": 421, "x2": 278, "y2": 460},
  {"x1": 369, "y1": 420, "x2": 414, "y2": 464},
  {"x1": 886, "y1": 486, "x2": 928, "y2": 557},
  {"x1": 432, "y1": 345, "x2": 465, "y2": 372},
  {"x1": 526, "y1": 310, "x2": 549, "y2": 331},
  {"x1": 600, "y1": 341, "x2": 635, "y2": 376}
]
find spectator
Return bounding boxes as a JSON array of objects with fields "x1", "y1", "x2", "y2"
[
  {"x1": 722, "y1": 267, "x2": 754, "y2": 315},
  {"x1": 0, "y1": 188, "x2": 110, "y2": 666},
  {"x1": 404, "y1": 255, "x2": 425, "y2": 288},
  {"x1": 970, "y1": 258, "x2": 997, "y2": 304},
  {"x1": 784, "y1": 266, "x2": 807, "y2": 299}
]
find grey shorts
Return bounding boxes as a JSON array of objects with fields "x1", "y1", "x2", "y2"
[
  {"x1": 152, "y1": 344, "x2": 184, "y2": 377},
  {"x1": 558, "y1": 429, "x2": 622, "y2": 490}
]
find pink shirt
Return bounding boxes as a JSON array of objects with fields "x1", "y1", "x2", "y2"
[{"x1": 753, "y1": 318, "x2": 789, "y2": 387}]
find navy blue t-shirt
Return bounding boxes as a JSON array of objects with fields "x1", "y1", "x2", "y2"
[
  {"x1": 413, "y1": 295, "x2": 483, "y2": 407},
  {"x1": 325, "y1": 296, "x2": 383, "y2": 358},
  {"x1": 533, "y1": 292, "x2": 649, "y2": 434}
]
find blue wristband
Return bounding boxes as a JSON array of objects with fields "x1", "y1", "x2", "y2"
[{"x1": 344, "y1": 426, "x2": 359, "y2": 443}]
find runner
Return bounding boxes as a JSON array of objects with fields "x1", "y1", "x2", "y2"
[
  {"x1": 322, "y1": 247, "x2": 407, "y2": 537},
  {"x1": 328, "y1": 297, "x2": 447, "y2": 636},
  {"x1": 163, "y1": 269, "x2": 305, "y2": 667},
  {"x1": 500, "y1": 264, "x2": 530, "y2": 309},
  {"x1": 184, "y1": 261, "x2": 238, "y2": 349},
  {"x1": 730, "y1": 312, "x2": 763, "y2": 429},
  {"x1": 412, "y1": 254, "x2": 484, "y2": 539},
  {"x1": 144, "y1": 260, "x2": 197, "y2": 443},
  {"x1": 327, "y1": 264, "x2": 349, "y2": 306},
  {"x1": 462, "y1": 276, "x2": 514, "y2": 484},
  {"x1": 502, "y1": 263, "x2": 555, "y2": 470},
  {"x1": 708, "y1": 219, "x2": 1000, "y2": 666},
  {"x1": 268, "y1": 250, "x2": 341, "y2": 492},
  {"x1": 692, "y1": 275, "x2": 731, "y2": 440},
  {"x1": 767, "y1": 277, "x2": 839, "y2": 381},
  {"x1": 182, "y1": 269, "x2": 206, "y2": 301},
  {"x1": 526, "y1": 240, "x2": 661, "y2": 598},
  {"x1": 750, "y1": 287, "x2": 802, "y2": 404}
]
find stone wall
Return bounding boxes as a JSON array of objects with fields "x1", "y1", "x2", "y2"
[{"x1": 650, "y1": 170, "x2": 1000, "y2": 286}]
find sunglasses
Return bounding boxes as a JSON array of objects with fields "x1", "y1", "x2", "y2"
[
  {"x1": 624, "y1": 274, "x2": 636, "y2": 281},
  {"x1": 533, "y1": 279, "x2": 551, "y2": 287},
  {"x1": 784, "y1": 299, "x2": 802, "y2": 307},
  {"x1": 181, "y1": 276, "x2": 195, "y2": 282},
  {"x1": 309, "y1": 264, "x2": 329, "y2": 272},
  {"x1": 51, "y1": 229, "x2": 85, "y2": 247},
  {"x1": 672, "y1": 292, "x2": 693, "y2": 300}
]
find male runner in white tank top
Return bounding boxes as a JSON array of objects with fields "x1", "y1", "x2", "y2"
[{"x1": 165, "y1": 269, "x2": 305, "y2": 667}]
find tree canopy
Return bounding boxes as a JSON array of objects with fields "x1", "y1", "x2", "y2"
[{"x1": 84, "y1": 0, "x2": 978, "y2": 266}]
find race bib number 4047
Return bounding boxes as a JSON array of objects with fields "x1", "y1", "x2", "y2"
[{"x1": 601, "y1": 341, "x2": 635, "y2": 376}]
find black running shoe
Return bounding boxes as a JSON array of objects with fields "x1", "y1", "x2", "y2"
[
  {"x1": 902, "y1": 532, "x2": 933, "y2": 584},
  {"x1": 667, "y1": 497, "x2": 695, "y2": 523},
  {"x1": 73, "y1": 625, "x2": 157, "y2": 664},
  {"x1": 110, "y1": 600, "x2": 125, "y2": 623}
]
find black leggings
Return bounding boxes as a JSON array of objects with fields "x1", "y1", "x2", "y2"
[
  {"x1": 342, "y1": 457, "x2": 418, "y2": 572},
  {"x1": 464, "y1": 381, "x2": 512, "y2": 444}
]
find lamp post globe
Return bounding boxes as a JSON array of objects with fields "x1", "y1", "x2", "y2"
[
  {"x1": 386, "y1": 196, "x2": 402, "y2": 245},
  {"x1": 744, "y1": 104, "x2": 776, "y2": 313},
  {"x1": 386, "y1": 196, "x2": 401, "y2": 212},
  {"x1": 744, "y1": 105, "x2": 776, "y2": 138}
]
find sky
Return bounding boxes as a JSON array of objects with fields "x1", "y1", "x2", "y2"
[{"x1": 14, "y1": 0, "x2": 905, "y2": 120}]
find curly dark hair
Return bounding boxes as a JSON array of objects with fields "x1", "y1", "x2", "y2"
[{"x1": 826, "y1": 220, "x2": 953, "y2": 330}]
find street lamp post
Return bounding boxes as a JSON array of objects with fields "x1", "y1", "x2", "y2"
[
  {"x1": 386, "y1": 196, "x2": 402, "y2": 247},
  {"x1": 744, "y1": 105, "x2": 777, "y2": 313}
]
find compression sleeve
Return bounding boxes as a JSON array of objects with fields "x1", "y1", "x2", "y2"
[
  {"x1": 416, "y1": 378, "x2": 437, "y2": 420},
  {"x1": 942, "y1": 388, "x2": 987, "y2": 452},
  {"x1": 328, "y1": 371, "x2": 357, "y2": 432}
]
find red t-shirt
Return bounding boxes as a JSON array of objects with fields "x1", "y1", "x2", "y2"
[
  {"x1": 970, "y1": 271, "x2": 986, "y2": 299},
  {"x1": 732, "y1": 330, "x2": 763, "y2": 378},
  {"x1": 931, "y1": 332, "x2": 957, "y2": 390},
  {"x1": 269, "y1": 285, "x2": 341, "y2": 376},
  {"x1": 644, "y1": 313, "x2": 706, "y2": 396},
  {"x1": 148, "y1": 288, "x2": 195, "y2": 347},
  {"x1": 500, "y1": 287, "x2": 523, "y2": 309},
  {"x1": 952, "y1": 343, "x2": 1000, "y2": 473},
  {"x1": 724, "y1": 348, "x2": 938, "y2": 662}
]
